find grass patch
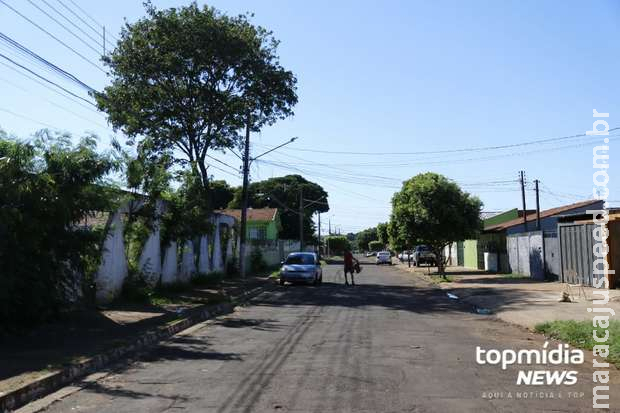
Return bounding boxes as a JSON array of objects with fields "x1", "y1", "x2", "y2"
[
  {"x1": 502, "y1": 273, "x2": 530, "y2": 279},
  {"x1": 535, "y1": 320, "x2": 620, "y2": 366},
  {"x1": 428, "y1": 275, "x2": 454, "y2": 284}
]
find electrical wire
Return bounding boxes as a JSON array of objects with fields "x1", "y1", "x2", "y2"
[
  {"x1": 0, "y1": 59, "x2": 99, "y2": 115},
  {"x1": 0, "y1": 0, "x2": 105, "y2": 73},
  {"x1": 0, "y1": 76, "x2": 108, "y2": 129},
  {"x1": 0, "y1": 107, "x2": 58, "y2": 129},
  {"x1": 25, "y1": 0, "x2": 103, "y2": 57},
  {"x1": 0, "y1": 52, "x2": 95, "y2": 106},
  {"x1": 40, "y1": 0, "x2": 103, "y2": 49},
  {"x1": 0, "y1": 31, "x2": 96, "y2": 92},
  {"x1": 63, "y1": 0, "x2": 119, "y2": 43},
  {"x1": 260, "y1": 128, "x2": 620, "y2": 156}
]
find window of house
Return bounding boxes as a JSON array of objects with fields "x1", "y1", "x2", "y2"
[{"x1": 249, "y1": 226, "x2": 267, "y2": 240}]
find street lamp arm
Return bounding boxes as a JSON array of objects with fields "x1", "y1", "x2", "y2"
[{"x1": 251, "y1": 137, "x2": 298, "y2": 162}]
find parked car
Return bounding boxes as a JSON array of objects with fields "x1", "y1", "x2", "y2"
[
  {"x1": 398, "y1": 250, "x2": 413, "y2": 262},
  {"x1": 279, "y1": 252, "x2": 323, "y2": 285},
  {"x1": 365, "y1": 251, "x2": 376, "y2": 257},
  {"x1": 412, "y1": 245, "x2": 437, "y2": 266},
  {"x1": 376, "y1": 251, "x2": 392, "y2": 265}
]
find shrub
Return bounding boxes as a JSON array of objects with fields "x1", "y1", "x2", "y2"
[{"x1": 0, "y1": 132, "x2": 118, "y2": 330}]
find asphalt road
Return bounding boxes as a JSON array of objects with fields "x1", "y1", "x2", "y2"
[{"x1": 29, "y1": 260, "x2": 618, "y2": 412}]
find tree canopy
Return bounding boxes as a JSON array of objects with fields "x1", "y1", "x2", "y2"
[
  {"x1": 390, "y1": 172, "x2": 482, "y2": 274},
  {"x1": 354, "y1": 227, "x2": 378, "y2": 251},
  {"x1": 229, "y1": 175, "x2": 328, "y2": 242},
  {"x1": 96, "y1": 2, "x2": 297, "y2": 189}
]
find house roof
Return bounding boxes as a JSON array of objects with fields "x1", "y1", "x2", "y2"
[
  {"x1": 216, "y1": 208, "x2": 278, "y2": 222},
  {"x1": 484, "y1": 200, "x2": 603, "y2": 232}
]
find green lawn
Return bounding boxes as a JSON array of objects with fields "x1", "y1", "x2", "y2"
[{"x1": 535, "y1": 320, "x2": 620, "y2": 366}]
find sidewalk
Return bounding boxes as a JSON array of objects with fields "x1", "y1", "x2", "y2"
[
  {"x1": 0, "y1": 274, "x2": 275, "y2": 410},
  {"x1": 395, "y1": 262, "x2": 620, "y2": 329}
]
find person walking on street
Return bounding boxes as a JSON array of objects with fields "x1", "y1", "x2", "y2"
[{"x1": 343, "y1": 249, "x2": 358, "y2": 286}]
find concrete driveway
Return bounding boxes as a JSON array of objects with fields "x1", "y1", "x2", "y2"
[{"x1": 26, "y1": 260, "x2": 619, "y2": 412}]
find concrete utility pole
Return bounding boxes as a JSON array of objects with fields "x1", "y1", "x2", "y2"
[
  {"x1": 239, "y1": 112, "x2": 251, "y2": 278},
  {"x1": 534, "y1": 179, "x2": 541, "y2": 230},
  {"x1": 299, "y1": 187, "x2": 304, "y2": 251},
  {"x1": 519, "y1": 170, "x2": 527, "y2": 231},
  {"x1": 317, "y1": 212, "x2": 321, "y2": 259}
]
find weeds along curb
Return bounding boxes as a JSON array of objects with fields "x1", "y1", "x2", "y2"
[{"x1": 0, "y1": 282, "x2": 276, "y2": 413}]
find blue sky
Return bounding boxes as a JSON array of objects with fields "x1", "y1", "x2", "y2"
[{"x1": 1, "y1": 0, "x2": 619, "y2": 234}]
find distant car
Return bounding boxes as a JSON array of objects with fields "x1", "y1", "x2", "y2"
[
  {"x1": 412, "y1": 245, "x2": 437, "y2": 266},
  {"x1": 398, "y1": 250, "x2": 413, "y2": 262},
  {"x1": 279, "y1": 252, "x2": 323, "y2": 286},
  {"x1": 365, "y1": 251, "x2": 376, "y2": 257},
  {"x1": 376, "y1": 251, "x2": 392, "y2": 265}
]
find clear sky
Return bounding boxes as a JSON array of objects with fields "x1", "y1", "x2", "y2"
[{"x1": 1, "y1": 0, "x2": 619, "y2": 234}]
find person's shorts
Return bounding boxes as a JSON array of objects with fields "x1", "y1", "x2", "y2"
[{"x1": 344, "y1": 265, "x2": 354, "y2": 274}]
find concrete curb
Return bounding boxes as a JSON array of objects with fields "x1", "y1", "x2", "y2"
[{"x1": 1, "y1": 282, "x2": 276, "y2": 412}]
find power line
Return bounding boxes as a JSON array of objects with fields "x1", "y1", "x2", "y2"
[
  {"x1": 0, "y1": 76, "x2": 108, "y2": 129},
  {"x1": 40, "y1": 0, "x2": 104, "y2": 50},
  {"x1": 263, "y1": 128, "x2": 620, "y2": 156},
  {"x1": 0, "y1": 0, "x2": 105, "y2": 73},
  {"x1": 205, "y1": 153, "x2": 240, "y2": 173},
  {"x1": 0, "y1": 52, "x2": 95, "y2": 106},
  {"x1": 0, "y1": 31, "x2": 96, "y2": 92},
  {"x1": 25, "y1": 0, "x2": 103, "y2": 57},
  {"x1": 0, "y1": 107, "x2": 58, "y2": 129},
  {"x1": 0, "y1": 59, "x2": 99, "y2": 115},
  {"x1": 61, "y1": 0, "x2": 119, "y2": 44}
]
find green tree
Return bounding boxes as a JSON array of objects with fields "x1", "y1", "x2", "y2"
[
  {"x1": 96, "y1": 2, "x2": 297, "y2": 190},
  {"x1": 0, "y1": 132, "x2": 118, "y2": 329},
  {"x1": 368, "y1": 240, "x2": 383, "y2": 252},
  {"x1": 324, "y1": 235, "x2": 350, "y2": 256},
  {"x1": 376, "y1": 222, "x2": 389, "y2": 247},
  {"x1": 229, "y1": 175, "x2": 328, "y2": 242},
  {"x1": 355, "y1": 227, "x2": 378, "y2": 252},
  {"x1": 210, "y1": 180, "x2": 235, "y2": 210},
  {"x1": 391, "y1": 172, "x2": 482, "y2": 275}
]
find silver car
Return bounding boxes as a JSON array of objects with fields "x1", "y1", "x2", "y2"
[
  {"x1": 279, "y1": 252, "x2": 323, "y2": 285},
  {"x1": 375, "y1": 251, "x2": 392, "y2": 265}
]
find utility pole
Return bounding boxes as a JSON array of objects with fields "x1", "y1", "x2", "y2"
[
  {"x1": 328, "y1": 217, "x2": 332, "y2": 235},
  {"x1": 534, "y1": 179, "x2": 541, "y2": 230},
  {"x1": 299, "y1": 187, "x2": 304, "y2": 251},
  {"x1": 102, "y1": 26, "x2": 106, "y2": 56},
  {"x1": 239, "y1": 112, "x2": 251, "y2": 278},
  {"x1": 317, "y1": 212, "x2": 321, "y2": 259},
  {"x1": 519, "y1": 170, "x2": 527, "y2": 231}
]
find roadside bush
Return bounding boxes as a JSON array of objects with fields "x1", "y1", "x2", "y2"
[
  {"x1": 250, "y1": 248, "x2": 267, "y2": 272},
  {"x1": 325, "y1": 235, "x2": 350, "y2": 255},
  {"x1": 0, "y1": 132, "x2": 118, "y2": 331}
]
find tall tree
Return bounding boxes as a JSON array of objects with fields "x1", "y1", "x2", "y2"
[
  {"x1": 376, "y1": 222, "x2": 389, "y2": 247},
  {"x1": 391, "y1": 172, "x2": 482, "y2": 275},
  {"x1": 229, "y1": 175, "x2": 328, "y2": 242},
  {"x1": 96, "y1": 2, "x2": 297, "y2": 191}
]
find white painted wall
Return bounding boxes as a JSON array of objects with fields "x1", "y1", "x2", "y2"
[
  {"x1": 161, "y1": 241, "x2": 178, "y2": 285},
  {"x1": 96, "y1": 211, "x2": 128, "y2": 303}
]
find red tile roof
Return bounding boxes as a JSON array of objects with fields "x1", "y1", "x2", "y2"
[
  {"x1": 484, "y1": 200, "x2": 602, "y2": 231},
  {"x1": 216, "y1": 208, "x2": 278, "y2": 222}
]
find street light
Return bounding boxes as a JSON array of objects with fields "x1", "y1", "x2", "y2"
[{"x1": 251, "y1": 137, "x2": 298, "y2": 162}]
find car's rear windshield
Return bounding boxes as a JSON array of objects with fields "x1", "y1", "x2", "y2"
[
  {"x1": 378, "y1": 252, "x2": 390, "y2": 256},
  {"x1": 417, "y1": 245, "x2": 430, "y2": 251},
  {"x1": 285, "y1": 254, "x2": 315, "y2": 265}
]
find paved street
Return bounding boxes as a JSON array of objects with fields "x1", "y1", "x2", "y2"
[{"x1": 32, "y1": 260, "x2": 618, "y2": 412}]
